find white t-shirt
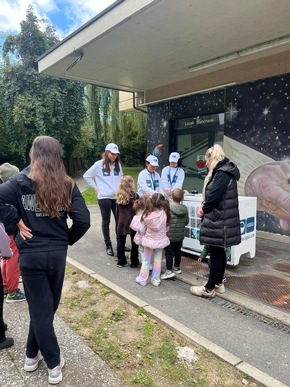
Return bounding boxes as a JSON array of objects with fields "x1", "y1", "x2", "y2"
[
  {"x1": 137, "y1": 169, "x2": 162, "y2": 197},
  {"x1": 161, "y1": 166, "x2": 185, "y2": 192},
  {"x1": 83, "y1": 160, "x2": 123, "y2": 199}
]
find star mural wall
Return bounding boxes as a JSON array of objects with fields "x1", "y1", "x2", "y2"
[{"x1": 147, "y1": 72, "x2": 290, "y2": 236}]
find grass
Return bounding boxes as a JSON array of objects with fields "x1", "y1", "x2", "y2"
[
  {"x1": 58, "y1": 267, "x2": 262, "y2": 387},
  {"x1": 82, "y1": 166, "x2": 142, "y2": 205}
]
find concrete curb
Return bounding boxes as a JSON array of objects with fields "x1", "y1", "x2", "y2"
[
  {"x1": 67, "y1": 256, "x2": 288, "y2": 387},
  {"x1": 179, "y1": 270, "x2": 290, "y2": 328}
]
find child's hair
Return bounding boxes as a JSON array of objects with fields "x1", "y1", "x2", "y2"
[
  {"x1": 133, "y1": 196, "x2": 146, "y2": 213},
  {"x1": 116, "y1": 175, "x2": 135, "y2": 205},
  {"x1": 171, "y1": 188, "x2": 184, "y2": 203},
  {"x1": 141, "y1": 193, "x2": 171, "y2": 226}
]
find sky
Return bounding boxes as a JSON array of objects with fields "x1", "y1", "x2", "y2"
[{"x1": 0, "y1": 0, "x2": 116, "y2": 41}]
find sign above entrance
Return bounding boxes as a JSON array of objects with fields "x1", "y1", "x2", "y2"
[{"x1": 175, "y1": 113, "x2": 224, "y2": 131}]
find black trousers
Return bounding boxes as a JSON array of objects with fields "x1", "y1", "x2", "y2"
[
  {"x1": 205, "y1": 246, "x2": 226, "y2": 291},
  {"x1": 0, "y1": 266, "x2": 5, "y2": 342},
  {"x1": 19, "y1": 249, "x2": 67, "y2": 369},
  {"x1": 164, "y1": 241, "x2": 182, "y2": 270},
  {"x1": 117, "y1": 230, "x2": 139, "y2": 266},
  {"x1": 98, "y1": 199, "x2": 117, "y2": 246}
]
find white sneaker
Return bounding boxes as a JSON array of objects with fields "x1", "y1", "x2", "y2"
[
  {"x1": 173, "y1": 266, "x2": 182, "y2": 274},
  {"x1": 190, "y1": 286, "x2": 215, "y2": 298},
  {"x1": 161, "y1": 270, "x2": 175, "y2": 280},
  {"x1": 48, "y1": 357, "x2": 65, "y2": 384},
  {"x1": 24, "y1": 351, "x2": 43, "y2": 372},
  {"x1": 215, "y1": 283, "x2": 225, "y2": 293}
]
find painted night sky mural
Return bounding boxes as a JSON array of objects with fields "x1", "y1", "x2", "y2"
[{"x1": 147, "y1": 73, "x2": 290, "y2": 236}]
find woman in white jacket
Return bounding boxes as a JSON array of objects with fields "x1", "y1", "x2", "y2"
[
  {"x1": 83, "y1": 143, "x2": 123, "y2": 256},
  {"x1": 161, "y1": 152, "x2": 185, "y2": 196},
  {"x1": 137, "y1": 155, "x2": 163, "y2": 197}
]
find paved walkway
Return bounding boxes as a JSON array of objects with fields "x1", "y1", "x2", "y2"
[{"x1": 1, "y1": 177, "x2": 289, "y2": 386}]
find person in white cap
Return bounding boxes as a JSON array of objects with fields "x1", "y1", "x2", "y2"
[
  {"x1": 161, "y1": 152, "x2": 185, "y2": 195},
  {"x1": 83, "y1": 143, "x2": 123, "y2": 256},
  {"x1": 137, "y1": 155, "x2": 163, "y2": 197}
]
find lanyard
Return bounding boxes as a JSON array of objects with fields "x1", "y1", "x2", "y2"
[
  {"x1": 168, "y1": 167, "x2": 178, "y2": 185},
  {"x1": 150, "y1": 172, "x2": 156, "y2": 190}
]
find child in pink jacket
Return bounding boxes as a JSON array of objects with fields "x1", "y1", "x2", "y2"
[{"x1": 136, "y1": 193, "x2": 171, "y2": 287}]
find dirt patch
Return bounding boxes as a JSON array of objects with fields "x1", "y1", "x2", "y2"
[{"x1": 57, "y1": 266, "x2": 262, "y2": 387}]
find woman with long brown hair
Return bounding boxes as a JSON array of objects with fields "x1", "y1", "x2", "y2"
[
  {"x1": 83, "y1": 143, "x2": 123, "y2": 256},
  {"x1": 0, "y1": 136, "x2": 90, "y2": 384}
]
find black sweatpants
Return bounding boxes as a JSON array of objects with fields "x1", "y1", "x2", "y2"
[
  {"x1": 19, "y1": 249, "x2": 67, "y2": 369},
  {"x1": 205, "y1": 246, "x2": 226, "y2": 291},
  {"x1": 164, "y1": 241, "x2": 182, "y2": 270}
]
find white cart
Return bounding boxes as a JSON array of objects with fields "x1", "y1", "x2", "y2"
[{"x1": 181, "y1": 194, "x2": 257, "y2": 266}]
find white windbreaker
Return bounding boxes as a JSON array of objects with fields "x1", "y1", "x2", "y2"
[
  {"x1": 83, "y1": 160, "x2": 123, "y2": 199},
  {"x1": 161, "y1": 166, "x2": 185, "y2": 192},
  {"x1": 137, "y1": 169, "x2": 163, "y2": 197}
]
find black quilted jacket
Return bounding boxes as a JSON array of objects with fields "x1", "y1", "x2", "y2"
[{"x1": 200, "y1": 158, "x2": 241, "y2": 248}]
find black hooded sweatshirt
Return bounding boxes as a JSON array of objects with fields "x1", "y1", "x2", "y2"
[{"x1": 0, "y1": 167, "x2": 90, "y2": 253}]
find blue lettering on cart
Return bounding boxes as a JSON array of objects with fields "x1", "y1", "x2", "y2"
[{"x1": 240, "y1": 217, "x2": 255, "y2": 235}]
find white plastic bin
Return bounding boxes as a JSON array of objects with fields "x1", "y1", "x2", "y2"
[{"x1": 181, "y1": 194, "x2": 257, "y2": 266}]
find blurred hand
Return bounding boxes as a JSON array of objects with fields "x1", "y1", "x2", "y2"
[
  {"x1": 17, "y1": 219, "x2": 32, "y2": 240},
  {"x1": 95, "y1": 189, "x2": 99, "y2": 197},
  {"x1": 197, "y1": 204, "x2": 204, "y2": 218},
  {"x1": 245, "y1": 160, "x2": 290, "y2": 230}
]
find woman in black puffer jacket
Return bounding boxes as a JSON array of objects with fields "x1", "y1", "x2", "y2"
[{"x1": 191, "y1": 144, "x2": 241, "y2": 298}]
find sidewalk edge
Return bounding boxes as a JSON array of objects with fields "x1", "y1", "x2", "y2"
[{"x1": 66, "y1": 256, "x2": 288, "y2": 387}]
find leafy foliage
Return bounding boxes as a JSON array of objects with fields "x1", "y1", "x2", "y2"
[
  {"x1": 0, "y1": 5, "x2": 86, "y2": 170},
  {"x1": 79, "y1": 86, "x2": 147, "y2": 167},
  {"x1": 0, "y1": 5, "x2": 147, "y2": 172}
]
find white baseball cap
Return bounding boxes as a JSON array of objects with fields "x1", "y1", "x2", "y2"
[
  {"x1": 169, "y1": 152, "x2": 180, "y2": 162},
  {"x1": 146, "y1": 155, "x2": 159, "y2": 167},
  {"x1": 105, "y1": 143, "x2": 120, "y2": 154}
]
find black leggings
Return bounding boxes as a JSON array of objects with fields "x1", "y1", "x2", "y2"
[
  {"x1": 117, "y1": 230, "x2": 139, "y2": 266},
  {"x1": 98, "y1": 199, "x2": 117, "y2": 245},
  {"x1": 205, "y1": 246, "x2": 226, "y2": 291}
]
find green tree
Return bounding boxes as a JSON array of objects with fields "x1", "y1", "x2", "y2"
[
  {"x1": 1, "y1": 5, "x2": 86, "y2": 170},
  {"x1": 80, "y1": 86, "x2": 147, "y2": 166}
]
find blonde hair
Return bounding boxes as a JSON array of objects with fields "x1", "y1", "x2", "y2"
[
  {"x1": 202, "y1": 144, "x2": 225, "y2": 198},
  {"x1": 116, "y1": 175, "x2": 135, "y2": 205}
]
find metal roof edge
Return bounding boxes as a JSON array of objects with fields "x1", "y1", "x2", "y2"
[{"x1": 37, "y1": 0, "x2": 125, "y2": 62}]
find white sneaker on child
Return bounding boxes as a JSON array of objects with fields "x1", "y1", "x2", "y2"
[{"x1": 161, "y1": 270, "x2": 175, "y2": 280}]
